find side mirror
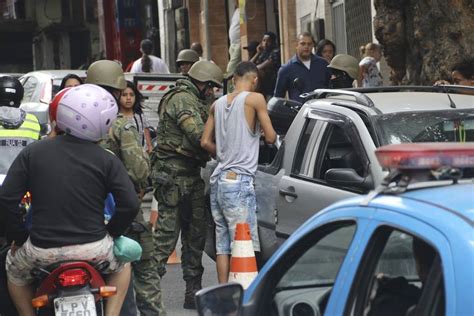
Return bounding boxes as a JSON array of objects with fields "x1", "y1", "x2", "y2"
[
  {"x1": 325, "y1": 168, "x2": 373, "y2": 190},
  {"x1": 195, "y1": 283, "x2": 243, "y2": 316},
  {"x1": 292, "y1": 77, "x2": 304, "y2": 93}
]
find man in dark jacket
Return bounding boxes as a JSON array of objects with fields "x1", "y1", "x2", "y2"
[{"x1": 274, "y1": 32, "x2": 330, "y2": 103}]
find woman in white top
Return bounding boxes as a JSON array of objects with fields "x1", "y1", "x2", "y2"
[
  {"x1": 130, "y1": 39, "x2": 170, "y2": 74},
  {"x1": 119, "y1": 80, "x2": 154, "y2": 153},
  {"x1": 359, "y1": 43, "x2": 383, "y2": 87}
]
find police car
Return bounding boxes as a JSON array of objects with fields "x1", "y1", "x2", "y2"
[{"x1": 196, "y1": 143, "x2": 474, "y2": 316}]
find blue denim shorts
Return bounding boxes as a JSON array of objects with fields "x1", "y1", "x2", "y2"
[{"x1": 210, "y1": 171, "x2": 260, "y2": 255}]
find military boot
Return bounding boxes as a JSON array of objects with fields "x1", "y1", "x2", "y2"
[{"x1": 183, "y1": 276, "x2": 202, "y2": 309}]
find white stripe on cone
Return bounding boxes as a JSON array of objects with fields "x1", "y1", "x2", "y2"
[
  {"x1": 231, "y1": 240, "x2": 255, "y2": 257},
  {"x1": 228, "y1": 271, "x2": 258, "y2": 289}
]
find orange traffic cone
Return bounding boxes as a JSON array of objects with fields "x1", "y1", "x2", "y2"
[
  {"x1": 228, "y1": 223, "x2": 258, "y2": 289},
  {"x1": 167, "y1": 249, "x2": 181, "y2": 264}
]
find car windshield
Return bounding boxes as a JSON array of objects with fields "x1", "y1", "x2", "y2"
[{"x1": 375, "y1": 109, "x2": 474, "y2": 144}]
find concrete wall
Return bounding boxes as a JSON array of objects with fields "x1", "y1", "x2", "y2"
[
  {"x1": 34, "y1": 0, "x2": 62, "y2": 28},
  {"x1": 186, "y1": 0, "x2": 272, "y2": 71},
  {"x1": 240, "y1": 0, "x2": 267, "y2": 61},
  {"x1": 295, "y1": 0, "x2": 325, "y2": 37},
  {"x1": 279, "y1": 0, "x2": 297, "y2": 63},
  {"x1": 187, "y1": 0, "x2": 201, "y2": 44},
  {"x1": 206, "y1": 0, "x2": 228, "y2": 68}
]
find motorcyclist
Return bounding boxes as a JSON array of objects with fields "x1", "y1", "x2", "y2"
[
  {"x1": 0, "y1": 76, "x2": 40, "y2": 241},
  {"x1": 0, "y1": 76, "x2": 40, "y2": 177},
  {"x1": 0, "y1": 84, "x2": 139, "y2": 316},
  {"x1": 327, "y1": 54, "x2": 360, "y2": 88}
]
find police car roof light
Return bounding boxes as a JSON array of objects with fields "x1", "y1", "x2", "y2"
[{"x1": 375, "y1": 143, "x2": 474, "y2": 170}]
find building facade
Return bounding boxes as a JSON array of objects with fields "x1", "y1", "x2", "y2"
[{"x1": 1, "y1": 0, "x2": 389, "y2": 81}]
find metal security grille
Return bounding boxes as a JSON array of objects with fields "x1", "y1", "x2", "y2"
[
  {"x1": 332, "y1": 1, "x2": 347, "y2": 54},
  {"x1": 345, "y1": 0, "x2": 373, "y2": 58}
]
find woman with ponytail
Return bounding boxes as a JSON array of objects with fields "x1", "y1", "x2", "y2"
[{"x1": 130, "y1": 39, "x2": 170, "y2": 74}]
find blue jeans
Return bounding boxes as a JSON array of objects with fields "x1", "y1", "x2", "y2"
[{"x1": 210, "y1": 171, "x2": 260, "y2": 255}]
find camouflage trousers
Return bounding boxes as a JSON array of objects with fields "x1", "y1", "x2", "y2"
[
  {"x1": 153, "y1": 160, "x2": 206, "y2": 281},
  {"x1": 126, "y1": 209, "x2": 165, "y2": 316}
]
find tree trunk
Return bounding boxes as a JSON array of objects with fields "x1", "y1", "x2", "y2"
[{"x1": 374, "y1": 0, "x2": 474, "y2": 85}]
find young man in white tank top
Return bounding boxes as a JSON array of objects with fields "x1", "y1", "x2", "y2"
[{"x1": 201, "y1": 62, "x2": 276, "y2": 283}]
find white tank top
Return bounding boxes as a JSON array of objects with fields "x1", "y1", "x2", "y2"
[{"x1": 210, "y1": 91, "x2": 260, "y2": 182}]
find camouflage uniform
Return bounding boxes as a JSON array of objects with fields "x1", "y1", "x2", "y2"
[
  {"x1": 152, "y1": 79, "x2": 210, "y2": 308},
  {"x1": 105, "y1": 114, "x2": 163, "y2": 315}
]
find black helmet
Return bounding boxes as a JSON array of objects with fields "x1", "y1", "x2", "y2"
[{"x1": 0, "y1": 76, "x2": 24, "y2": 107}]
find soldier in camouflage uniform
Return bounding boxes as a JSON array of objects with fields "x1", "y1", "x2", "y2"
[
  {"x1": 87, "y1": 60, "x2": 162, "y2": 315},
  {"x1": 152, "y1": 60, "x2": 223, "y2": 309},
  {"x1": 105, "y1": 114, "x2": 163, "y2": 315}
]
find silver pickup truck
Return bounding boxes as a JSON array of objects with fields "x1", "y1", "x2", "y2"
[{"x1": 204, "y1": 86, "x2": 474, "y2": 264}]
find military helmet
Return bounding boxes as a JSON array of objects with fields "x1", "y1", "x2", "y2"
[
  {"x1": 176, "y1": 49, "x2": 200, "y2": 65},
  {"x1": 328, "y1": 54, "x2": 359, "y2": 80},
  {"x1": 85, "y1": 60, "x2": 126, "y2": 90},
  {"x1": 0, "y1": 76, "x2": 24, "y2": 107},
  {"x1": 188, "y1": 60, "x2": 224, "y2": 88}
]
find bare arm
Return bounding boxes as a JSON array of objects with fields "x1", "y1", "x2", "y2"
[
  {"x1": 358, "y1": 64, "x2": 366, "y2": 86},
  {"x1": 250, "y1": 93, "x2": 276, "y2": 144},
  {"x1": 250, "y1": 49, "x2": 261, "y2": 63},
  {"x1": 200, "y1": 103, "x2": 217, "y2": 158},
  {"x1": 144, "y1": 127, "x2": 153, "y2": 154},
  {"x1": 257, "y1": 59, "x2": 274, "y2": 72}
]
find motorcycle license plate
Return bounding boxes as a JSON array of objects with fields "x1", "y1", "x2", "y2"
[{"x1": 54, "y1": 294, "x2": 97, "y2": 316}]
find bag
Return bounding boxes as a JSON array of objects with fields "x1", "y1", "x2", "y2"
[
  {"x1": 104, "y1": 193, "x2": 116, "y2": 222},
  {"x1": 113, "y1": 236, "x2": 142, "y2": 262}
]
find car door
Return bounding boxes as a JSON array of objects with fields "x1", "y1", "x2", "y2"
[
  {"x1": 330, "y1": 210, "x2": 453, "y2": 316},
  {"x1": 276, "y1": 110, "x2": 372, "y2": 237},
  {"x1": 242, "y1": 211, "x2": 373, "y2": 316}
]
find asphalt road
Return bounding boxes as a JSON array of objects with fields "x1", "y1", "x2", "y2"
[{"x1": 161, "y1": 246, "x2": 217, "y2": 316}]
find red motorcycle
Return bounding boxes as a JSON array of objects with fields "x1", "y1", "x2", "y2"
[{"x1": 31, "y1": 261, "x2": 116, "y2": 315}]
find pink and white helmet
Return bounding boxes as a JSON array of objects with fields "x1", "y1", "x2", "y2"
[{"x1": 56, "y1": 84, "x2": 118, "y2": 142}]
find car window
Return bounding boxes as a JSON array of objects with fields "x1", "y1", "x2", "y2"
[
  {"x1": 22, "y1": 76, "x2": 38, "y2": 103},
  {"x1": 314, "y1": 123, "x2": 366, "y2": 180},
  {"x1": 292, "y1": 119, "x2": 317, "y2": 175},
  {"x1": 346, "y1": 227, "x2": 445, "y2": 316},
  {"x1": 277, "y1": 222, "x2": 356, "y2": 288},
  {"x1": 271, "y1": 222, "x2": 356, "y2": 316},
  {"x1": 375, "y1": 110, "x2": 474, "y2": 144}
]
